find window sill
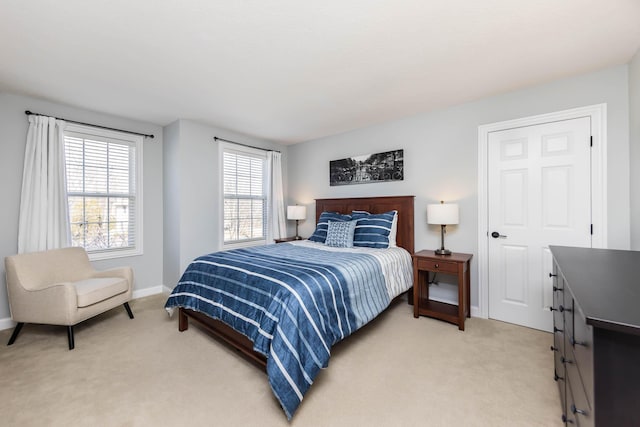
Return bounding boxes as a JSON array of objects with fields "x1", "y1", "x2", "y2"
[{"x1": 87, "y1": 247, "x2": 143, "y2": 261}]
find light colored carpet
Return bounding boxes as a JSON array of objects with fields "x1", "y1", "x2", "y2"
[{"x1": 0, "y1": 294, "x2": 562, "y2": 426}]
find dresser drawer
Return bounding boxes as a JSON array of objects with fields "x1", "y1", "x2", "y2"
[
  {"x1": 571, "y1": 312, "x2": 594, "y2": 408},
  {"x1": 553, "y1": 326, "x2": 566, "y2": 386},
  {"x1": 552, "y1": 285, "x2": 564, "y2": 308},
  {"x1": 554, "y1": 273, "x2": 566, "y2": 292},
  {"x1": 552, "y1": 280, "x2": 564, "y2": 320},
  {"x1": 553, "y1": 329, "x2": 565, "y2": 364},
  {"x1": 416, "y1": 259, "x2": 458, "y2": 274},
  {"x1": 566, "y1": 371, "x2": 594, "y2": 427},
  {"x1": 555, "y1": 363, "x2": 566, "y2": 415},
  {"x1": 566, "y1": 378, "x2": 595, "y2": 427},
  {"x1": 563, "y1": 299, "x2": 574, "y2": 338},
  {"x1": 553, "y1": 333, "x2": 566, "y2": 410},
  {"x1": 553, "y1": 310, "x2": 564, "y2": 334}
]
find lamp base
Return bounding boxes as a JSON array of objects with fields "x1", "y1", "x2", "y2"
[
  {"x1": 435, "y1": 248, "x2": 452, "y2": 256},
  {"x1": 294, "y1": 235, "x2": 302, "y2": 240}
]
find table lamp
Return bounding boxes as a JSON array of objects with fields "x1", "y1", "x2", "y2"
[
  {"x1": 427, "y1": 201, "x2": 459, "y2": 255},
  {"x1": 287, "y1": 205, "x2": 306, "y2": 240}
]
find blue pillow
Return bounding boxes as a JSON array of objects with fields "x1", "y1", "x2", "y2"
[
  {"x1": 351, "y1": 210, "x2": 370, "y2": 220},
  {"x1": 308, "y1": 211, "x2": 352, "y2": 243},
  {"x1": 353, "y1": 210, "x2": 397, "y2": 248},
  {"x1": 325, "y1": 220, "x2": 357, "y2": 248}
]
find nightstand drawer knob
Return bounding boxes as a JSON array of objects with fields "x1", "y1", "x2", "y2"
[{"x1": 434, "y1": 263, "x2": 439, "y2": 268}]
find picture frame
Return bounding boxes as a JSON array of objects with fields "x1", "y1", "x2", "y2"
[{"x1": 329, "y1": 149, "x2": 404, "y2": 186}]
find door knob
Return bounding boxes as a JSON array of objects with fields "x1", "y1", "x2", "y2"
[{"x1": 491, "y1": 231, "x2": 507, "y2": 238}]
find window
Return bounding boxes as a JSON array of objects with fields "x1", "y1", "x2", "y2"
[
  {"x1": 222, "y1": 145, "x2": 267, "y2": 247},
  {"x1": 64, "y1": 124, "x2": 143, "y2": 260}
]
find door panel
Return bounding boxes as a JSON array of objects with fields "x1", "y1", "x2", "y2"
[
  {"x1": 542, "y1": 166, "x2": 571, "y2": 228},
  {"x1": 488, "y1": 117, "x2": 591, "y2": 331},
  {"x1": 502, "y1": 169, "x2": 528, "y2": 226},
  {"x1": 502, "y1": 245, "x2": 528, "y2": 304}
]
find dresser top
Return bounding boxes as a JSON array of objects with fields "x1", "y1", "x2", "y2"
[{"x1": 550, "y1": 246, "x2": 640, "y2": 335}]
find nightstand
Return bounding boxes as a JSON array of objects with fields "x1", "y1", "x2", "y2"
[
  {"x1": 274, "y1": 237, "x2": 302, "y2": 243},
  {"x1": 413, "y1": 250, "x2": 472, "y2": 330}
]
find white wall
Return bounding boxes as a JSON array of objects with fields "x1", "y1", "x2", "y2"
[
  {"x1": 162, "y1": 119, "x2": 287, "y2": 287},
  {"x1": 162, "y1": 120, "x2": 181, "y2": 290},
  {"x1": 287, "y1": 65, "x2": 631, "y2": 309},
  {"x1": 630, "y1": 49, "x2": 640, "y2": 250},
  {"x1": 0, "y1": 92, "x2": 164, "y2": 322},
  {"x1": 1, "y1": 62, "x2": 633, "y2": 322}
]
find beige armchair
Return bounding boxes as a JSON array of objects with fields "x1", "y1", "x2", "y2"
[{"x1": 5, "y1": 247, "x2": 134, "y2": 350}]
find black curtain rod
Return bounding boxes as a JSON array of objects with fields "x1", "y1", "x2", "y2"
[
  {"x1": 214, "y1": 136, "x2": 280, "y2": 153},
  {"x1": 25, "y1": 110, "x2": 155, "y2": 139}
]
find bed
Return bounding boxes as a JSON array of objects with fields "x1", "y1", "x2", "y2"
[{"x1": 165, "y1": 195, "x2": 415, "y2": 418}]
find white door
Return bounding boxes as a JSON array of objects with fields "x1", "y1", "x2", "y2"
[{"x1": 487, "y1": 117, "x2": 592, "y2": 331}]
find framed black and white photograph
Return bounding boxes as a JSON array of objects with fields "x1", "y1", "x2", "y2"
[{"x1": 329, "y1": 149, "x2": 404, "y2": 186}]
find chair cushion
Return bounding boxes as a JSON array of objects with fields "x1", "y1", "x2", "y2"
[{"x1": 74, "y1": 277, "x2": 129, "y2": 308}]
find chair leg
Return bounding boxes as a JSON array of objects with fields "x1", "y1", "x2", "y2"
[
  {"x1": 7, "y1": 322, "x2": 24, "y2": 346},
  {"x1": 123, "y1": 302, "x2": 134, "y2": 319},
  {"x1": 67, "y1": 325, "x2": 75, "y2": 350}
]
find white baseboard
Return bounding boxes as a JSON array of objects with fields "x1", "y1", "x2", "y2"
[
  {"x1": 1, "y1": 287, "x2": 479, "y2": 331},
  {"x1": 0, "y1": 285, "x2": 168, "y2": 331},
  {"x1": 132, "y1": 285, "x2": 165, "y2": 299},
  {"x1": 470, "y1": 305, "x2": 481, "y2": 318},
  {"x1": 0, "y1": 317, "x2": 15, "y2": 331}
]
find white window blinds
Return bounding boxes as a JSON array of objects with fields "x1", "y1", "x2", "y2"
[
  {"x1": 223, "y1": 149, "x2": 267, "y2": 244},
  {"x1": 64, "y1": 125, "x2": 142, "y2": 259}
]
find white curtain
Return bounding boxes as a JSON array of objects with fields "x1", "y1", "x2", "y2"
[
  {"x1": 266, "y1": 151, "x2": 286, "y2": 241},
  {"x1": 18, "y1": 115, "x2": 71, "y2": 253}
]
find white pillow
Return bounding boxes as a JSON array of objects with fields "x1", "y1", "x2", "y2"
[{"x1": 388, "y1": 212, "x2": 398, "y2": 247}]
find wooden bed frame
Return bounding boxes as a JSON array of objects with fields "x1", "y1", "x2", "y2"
[{"x1": 177, "y1": 195, "x2": 415, "y2": 369}]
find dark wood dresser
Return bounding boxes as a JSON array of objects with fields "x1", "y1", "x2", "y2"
[{"x1": 550, "y1": 246, "x2": 640, "y2": 426}]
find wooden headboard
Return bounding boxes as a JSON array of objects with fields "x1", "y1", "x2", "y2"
[{"x1": 315, "y1": 195, "x2": 415, "y2": 254}]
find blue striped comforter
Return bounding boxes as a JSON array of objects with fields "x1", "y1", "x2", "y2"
[{"x1": 165, "y1": 242, "x2": 411, "y2": 419}]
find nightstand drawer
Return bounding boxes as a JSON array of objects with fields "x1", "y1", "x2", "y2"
[{"x1": 417, "y1": 259, "x2": 458, "y2": 274}]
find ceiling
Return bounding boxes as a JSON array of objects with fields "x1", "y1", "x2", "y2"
[{"x1": 1, "y1": 1, "x2": 639, "y2": 144}]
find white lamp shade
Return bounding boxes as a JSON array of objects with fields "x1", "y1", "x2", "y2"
[
  {"x1": 427, "y1": 203, "x2": 459, "y2": 225},
  {"x1": 287, "y1": 205, "x2": 306, "y2": 220}
]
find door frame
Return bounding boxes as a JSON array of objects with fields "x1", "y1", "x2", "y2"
[{"x1": 476, "y1": 104, "x2": 607, "y2": 319}]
